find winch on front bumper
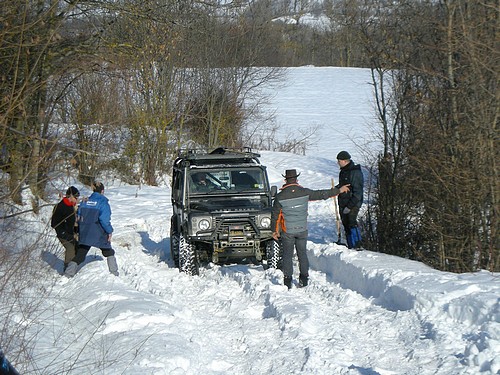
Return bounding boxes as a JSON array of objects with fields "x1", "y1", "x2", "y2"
[{"x1": 210, "y1": 216, "x2": 270, "y2": 262}]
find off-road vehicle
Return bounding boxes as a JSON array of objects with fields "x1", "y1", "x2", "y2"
[{"x1": 170, "y1": 147, "x2": 281, "y2": 275}]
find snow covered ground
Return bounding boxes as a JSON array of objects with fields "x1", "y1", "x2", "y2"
[{"x1": 7, "y1": 67, "x2": 500, "y2": 374}]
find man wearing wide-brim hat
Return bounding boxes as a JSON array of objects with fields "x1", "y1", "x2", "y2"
[{"x1": 271, "y1": 169, "x2": 350, "y2": 289}]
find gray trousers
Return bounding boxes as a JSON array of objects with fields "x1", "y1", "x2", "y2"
[{"x1": 281, "y1": 230, "x2": 309, "y2": 278}]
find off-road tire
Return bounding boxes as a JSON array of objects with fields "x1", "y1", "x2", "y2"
[
  {"x1": 170, "y1": 233, "x2": 180, "y2": 268},
  {"x1": 179, "y1": 233, "x2": 199, "y2": 276},
  {"x1": 266, "y1": 239, "x2": 283, "y2": 270},
  {"x1": 170, "y1": 217, "x2": 180, "y2": 267}
]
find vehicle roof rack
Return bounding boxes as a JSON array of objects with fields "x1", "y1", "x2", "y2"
[{"x1": 176, "y1": 147, "x2": 261, "y2": 165}]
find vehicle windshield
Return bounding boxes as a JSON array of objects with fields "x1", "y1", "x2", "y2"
[{"x1": 188, "y1": 168, "x2": 267, "y2": 194}]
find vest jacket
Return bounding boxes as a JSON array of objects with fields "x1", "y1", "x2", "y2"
[{"x1": 271, "y1": 183, "x2": 340, "y2": 234}]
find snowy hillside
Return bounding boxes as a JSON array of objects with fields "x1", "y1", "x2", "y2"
[
  {"x1": 256, "y1": 67, "x2": 378, "y2": 162},
  {"x1": 6, "y1": 68, "x2": 500, "y2": 374}
]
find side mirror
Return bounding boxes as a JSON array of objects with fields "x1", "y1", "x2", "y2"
[{"x1": 271, "y1": 185, "x2": 278, "y2": 197}]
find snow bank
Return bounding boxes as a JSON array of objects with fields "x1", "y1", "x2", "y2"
[
  {"x1": 309, "y1": 244, "x2": 499, "y2": 324},
  {"x1": 309, "y1": 243, "x2": 500, "y2": 373}
]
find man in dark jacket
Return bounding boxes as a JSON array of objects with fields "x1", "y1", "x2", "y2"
[
  {"x1": 64, "y1": 182, "x2": 119, "y2": 277},
  {"x1": 51, "y1": 186, "x2": 80, "y2": 271},
  {"x1": 336, "y1": 151, "x2": 364, "y2": 249},
  {"x1": 271, "y1": 169, "x2": 350, "y2": 289}
]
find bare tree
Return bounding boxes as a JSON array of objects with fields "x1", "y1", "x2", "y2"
[{"x1": 357, "y1": 0, "x2": 498, "y2": 272}]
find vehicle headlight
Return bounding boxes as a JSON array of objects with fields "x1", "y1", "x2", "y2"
[
  {"x1": 260, "y1": 217, "x2": 271, "y2": 228},
  {"x1": 198, "y1": 219, "x2": 210, "y2": 231}
]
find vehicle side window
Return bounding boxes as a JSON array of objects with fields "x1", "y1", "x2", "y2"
[{"x1": 172, "y1": 171, "x2": 183, "y2": 202}]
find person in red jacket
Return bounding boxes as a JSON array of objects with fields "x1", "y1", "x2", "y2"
[
  {"x1": 51, "y1": 186, "x2": 80, "y2": 272},
  {"x1": 271, "y1": 170, "x2": 350, "y2": 289}
]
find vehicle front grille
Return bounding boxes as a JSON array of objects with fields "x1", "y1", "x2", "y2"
[{"x1": 213, "y1": 217, "x2": 258, "y2": 248}]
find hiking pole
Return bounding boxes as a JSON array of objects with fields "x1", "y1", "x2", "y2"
[{"x1": 332, "y1": 178, "x2": 342, "y2": 244}]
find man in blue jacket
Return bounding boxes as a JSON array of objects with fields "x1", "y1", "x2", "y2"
[
  {"x1": 271, "y1": 169, "x2": 350, "y2": 289},
  {"x1": 336, "y1": 151, "x2": 364, "y2": 249},
  {"x1": 64, "y1": 182, "x2": 119, "y2": 277}
]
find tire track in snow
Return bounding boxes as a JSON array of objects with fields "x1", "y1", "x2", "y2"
[
  {"x1": 114, "y1": 217, "x2": 455, "y2": 374},
  {"x1": 116, "y1": 244, "x2": 293, "y2": 373},
  {"x1": 213, "y1": 263, "x2": 446, "y2": 375}
]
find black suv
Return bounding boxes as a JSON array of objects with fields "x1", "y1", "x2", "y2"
[{"x1": 170, "y1": 147, "x2": 281, "y2": 275}]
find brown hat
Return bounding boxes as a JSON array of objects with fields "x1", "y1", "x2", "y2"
[{"x1": 282, "y1": 169, "x2": 300, "y2": 179}]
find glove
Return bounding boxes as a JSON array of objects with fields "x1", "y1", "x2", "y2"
[{"x1": 343, "y1": 207, "x2": 351, "y2": 214}]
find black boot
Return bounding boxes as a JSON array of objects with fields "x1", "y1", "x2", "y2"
[
  {"x1": 284, "y1": 276, "x2": 292, "y2": 289},
  {"x1": 299, "y1": 274, "x2": 308, "y2": 288}
]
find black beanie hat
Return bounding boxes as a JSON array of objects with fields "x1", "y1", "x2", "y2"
[
  {"x1": 336, "y1": 151, "x2": 351, "y2": 160},
  {"x1": 66, "y1": 186, "x2": 80, "y2": 197}
]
